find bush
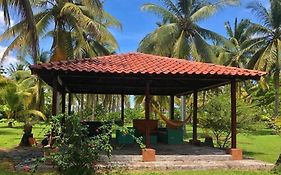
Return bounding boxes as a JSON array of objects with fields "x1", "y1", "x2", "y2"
[
  {"x1": 49, "y1": 114, "x2": 113, "y2": 175},
  {"x1": 199, "y1": 94, "x2": 260, "y2": 148}
]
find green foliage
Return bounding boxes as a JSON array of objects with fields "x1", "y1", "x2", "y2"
[
  {"x1": 200, "y1": 94, "x2": 260, "y2": 148},
  {"x1": 0, "y1": 74, "x2": 46, "y2": 125},
  {"x1": 124, "y1": 108, "x2": 144, "y2": 123},
  {"x1": 49, "y1": 114, "x2": 113, "y2": 175}
]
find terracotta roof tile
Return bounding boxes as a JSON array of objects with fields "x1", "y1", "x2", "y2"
[{"x1": 30, "y1": 52, "x2": 266, "y2": 78}]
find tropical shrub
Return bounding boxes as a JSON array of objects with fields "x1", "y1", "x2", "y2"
[
  {"x1": 49, "y1": 114, "x2": 113, "y2": 175},
  {"x1": 199, "y1": 94, "x2": 260, "y2": 148}
]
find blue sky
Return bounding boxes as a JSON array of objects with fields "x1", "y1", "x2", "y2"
[
  {"x1": 103, "y1": 0, "x2": 269, "y2": 53},
  {"x1": 0, "y1": 0, "x2": 270, "y2": 67}
]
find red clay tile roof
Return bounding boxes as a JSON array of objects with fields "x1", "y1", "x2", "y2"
[{"x1": 30, "y1": 52, "x2": 266, "y2": 78}]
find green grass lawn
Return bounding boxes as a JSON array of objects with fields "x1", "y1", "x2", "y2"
[
  {"x1": 0, "y1": 121, "x2": 50, "y2": 149},
  {"x1": 184, "y1": 125, "x2": 281, "y2": 163},
  {"x1": 238, "y1": 132, "x2": 281, "y2": 163}
]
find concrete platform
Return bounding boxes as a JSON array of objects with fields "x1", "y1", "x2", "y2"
[
  {"x1": 100, "y1": 160, "x2": 274, "y2": 171},
  {"x1": 0, "y1": 145, "x2": 275, "y2": 172},
  {"x1": 99, "y1": 142, "x2": 274, "y2": 171}
]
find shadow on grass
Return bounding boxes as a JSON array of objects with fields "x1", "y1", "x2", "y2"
[
  {"x1": 0, "y1": 130, "x2": 18, "y2": 135},
  {"x1": 247, "y1": 129, "x2": 276, "y2": 136},
  {"x1": 243, "y1": 150, "x2": 266, "y2": 159},
  {"x1": 0, "y1": 125, "x2": 23, "y2": 129}
]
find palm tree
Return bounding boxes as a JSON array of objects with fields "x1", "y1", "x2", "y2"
[
  {"x1": 215, "y1": 18, "x2": 259, "y2": 67},
  {"x1": 0, "y1": 0, "x2": 39, "y2": 62},
  {"x1": 0, "y1": 0, "x2": 121, "y2": 62},
  {"x1": 0, "y1": 74, "x2": 46, "y2": 127},
  {"x1": 138, "y1": 0, "x2": 239, "y2": 62},
  {"x1": 247, "y1": 0, "x2": 281, "y2": 117}
]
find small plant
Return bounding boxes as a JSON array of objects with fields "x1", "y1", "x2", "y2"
[{"x1": 49, "y1": 114, "x2": 113, "y2": 175}]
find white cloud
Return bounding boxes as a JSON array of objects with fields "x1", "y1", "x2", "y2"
[{"x1": 0, "y1": 45, "x2": 18, "y2": 69}]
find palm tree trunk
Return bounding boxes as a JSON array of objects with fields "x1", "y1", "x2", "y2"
[{"x1": 274, "y1": 68, "x2": 280, "y2": 117}]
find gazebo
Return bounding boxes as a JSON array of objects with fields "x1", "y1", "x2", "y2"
[{"x1": 30, "y1": 52, "x2": 266, "y2": 159}]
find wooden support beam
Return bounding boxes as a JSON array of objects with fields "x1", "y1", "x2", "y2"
[
  {"x1": 231, "y1": 79, "x2": 237, "y2": 148},
  {"x1": 170, "y1": 95, "x2": 174, "y2": 120},
  {"x1": 68, "y1": 93, "x2": 72, "y2": 115},
  {"x1": 145, "y1": 82, "x2": 151, "y2": 148},
  {"x1": 181, "y1": 96, "x2": 186, "y2": 135},
  {"x1": 61, "y1": 92, "x2": 66, "y2": 114},
  {"x1": 145, "y1": 82, "x2": 151, "y2": 120},
  {"x1": 52, "y1": 78, "x2": 58, "y2": 116},
  {"x1": 192, "y1": 90, "x2": 198, "y2": 141},
  {"x1": 121, "y1": 94, "x2": 125, "y2": 125}
]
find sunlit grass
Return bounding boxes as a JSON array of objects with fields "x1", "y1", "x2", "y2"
[{"x1": 0, "y1": 121, "x2": 50, "y2": 149}]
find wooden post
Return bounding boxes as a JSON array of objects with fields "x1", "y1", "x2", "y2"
[
  {"x1": 169, "y1": 95, "x2": 174, "y2": 120},
  {"x1": 121, "y1": 94, "x2": 125, "y2": 125},
  {"x1": 145, "y1": 82, "x2": 151, "y2": 148},
  {"x1": 231, "y1": 79, "x2": 237, "y2": 148},
  {"x1": 61, "y1": 92, "x2": 66, "y2": 114},
  {"x1": 52, "y1": 78, "x2": 58, "y2": 116},
  {"x1": 68, "y1": 93, "x2": 72, "y2": 115},
  {"x1": 193, "y1": 90, "x2": 198, "y2": 142},
  {"x1": 181, "y1": 96, "x2": 186, "y2": 136}
]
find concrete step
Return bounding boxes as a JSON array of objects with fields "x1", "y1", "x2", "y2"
[
  {"x1": 101, "y1": 154, "x2": 232, "y2": 162},
  {"x1": 100, "y1": 160, "x2": 274, "y2": 171}
]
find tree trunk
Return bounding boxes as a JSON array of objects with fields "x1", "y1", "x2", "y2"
[{"x1": 274, "y1": 68, "x2": 280, "y2": 117}]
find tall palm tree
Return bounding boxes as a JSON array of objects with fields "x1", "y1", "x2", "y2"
[
  {"x1": 0, "y1": 0, "x2": 121, "y2": 62},
  {"x1": 247, "y1": 0, "x2": 281, "y2": 117},
  {"x1": 0, "y1": 0, "x2": 39, "y2": 62},
  {"x1": 138, "y1": 0, "x2": 239, "y2": 62},
  {"x1": 215, "y1": 18, "x2": 259, "y2": 67}
]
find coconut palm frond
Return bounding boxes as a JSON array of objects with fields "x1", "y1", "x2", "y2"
[
  {"x1": 36, "y1": 11, "x2": 53, "y2": 35},
  {"x1": 247, "y1": 46, "x2": 267, "y2": 70},
  {"x1": 248, "y1": 23, "x2": 272, "y2": 36},
  {"x1": 190, "y1": 4, "x2": 217, "y2": 22},
  {"x1": 60, "y1": 3, "x2": 100, "y2": 36},
  {"x1": 14, "y1": 0, "x2": 39, "y2": 62},
  {"x1": 138, "y1": 33, "x2": 157, "y2": 54},
  {"x1": 247, "y1": 1, "x2": 271, "y2": 28},
  {"x1": 17, "y1": 110, "x2": 46, "y2": 120},
  {"x1": 270, "y1": 0, "x2": 281, "y2": 28},
  {"x1": 0, "y1": 20, "x2": 27, "y2": 42},
  {"x1": 160, "y1": 0, "x2": 182, "y2": 18},
  {"x1": 172, "y1": 31, "x2": 189, "y2": 59},
  {"x1": 177, "y1": 0, "x2": 192, "y2": 16},
  {"x1": 224, "y1": 21, "x2": 234, "y2": 38},
  {"x1": 141, "y1": 3, "x2": 177, "y2": 22},
  {"x1": 102, "y1": 11, "x2": 122, "y2": 30},
  {"x1": 72, "y1": 24, "x2": 96, "y2": 57},
  {"x1": 90, "y1": 40, "x2": 111, "y2": 56},
  {"x1": 0, "y1": 0, "x2": 10, "y2": 25},
  {"x1": 195, "y1": 25, "x2": 231, "y2": 48},
  {"x1": 193, "y1": 31, "x2": 216, "y2": 63},
  {"x1": 0, "y1": 33, "x2": 27, "y2": 63}
]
